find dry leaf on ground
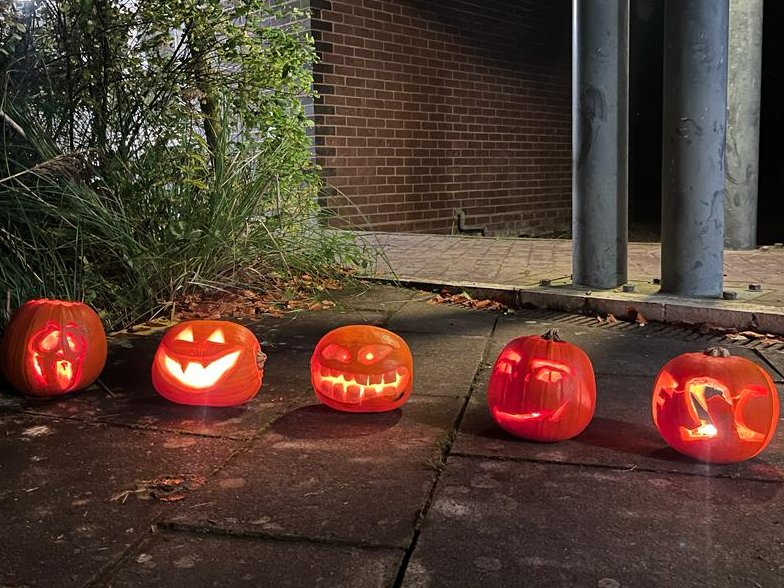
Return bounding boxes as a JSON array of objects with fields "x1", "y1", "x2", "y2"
[{"x1": 111, "y1": 474, "x2": 207, "y2": 503}]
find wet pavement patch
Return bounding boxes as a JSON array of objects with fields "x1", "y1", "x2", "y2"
[
  {"x1": 103, "y1": 530, "x2": 402, "y2": 587},
  {"x1": 404, "y1": 456, "x2": 784, "y2": 587},
  {"x1": 160, "y1": 396, "x2": 464, "y2": 548},
  {"x1": 0, "y1": 413, "x2": 239, "y2": 588}
]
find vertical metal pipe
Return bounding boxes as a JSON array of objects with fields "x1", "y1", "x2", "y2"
[
  {"x1": 572, "y1": 0, "x2": 629, "y2": 289},
  {"x1": 660, "y1": 0, "x2": 729, "y2": 297},
  {"x1": 725, "y1": 0, "x2": 763, "y2": 250}
]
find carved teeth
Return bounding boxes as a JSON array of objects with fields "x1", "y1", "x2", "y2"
[{"x1": 313, "y1": 362, "x2": 410, "y2": 403}]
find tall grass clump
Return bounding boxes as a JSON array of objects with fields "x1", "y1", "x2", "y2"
[{"x1": 0, "y1": 1, "x2": 366, "y2": 329}]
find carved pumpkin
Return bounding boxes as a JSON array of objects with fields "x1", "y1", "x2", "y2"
[
  {"x1": 151, "y1": 320, "x2": 265, "y2": 406},
  {"x1": 487, "y1": 329, "x2": 596, "y2": 442},
  {"x1": 652, "y1": 347, "x2": 779, "y2": 464},
  {"x1": 0, "y1": 299, "x2": 107, "y2": 398},
  {"x1": 310, "y1": 325, "x2": 413, "y2": 412}
]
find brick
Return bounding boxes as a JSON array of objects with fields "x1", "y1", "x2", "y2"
[{"x1": 312, "y1": 0, "x2": 571, "y2": 235}]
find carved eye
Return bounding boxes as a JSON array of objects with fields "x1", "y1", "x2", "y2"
[
  {"x1": 207, "y1": 329, "x2": 225, "y2": 344},
  {"x1": 38, "y1": 329, "x2": 61, "y2": 352},
  {"x1": 358, "y1": 345, "x2": 393, "y2": 365},
  {"x1": 496, "y1": 349, "x2": 522, "y2": 375},
  {"x1": 322, "y1": 343, "x2": 351, "y2": 363},
  {"x1": 529, "y1": 360, "x2": 572, "y2": 383},
  {"x1": 175, "y1": 327, "x2": 194, "y2": 342},
  {"x1": 65, "y1": 332, "x2": 83, "y2": 353}
]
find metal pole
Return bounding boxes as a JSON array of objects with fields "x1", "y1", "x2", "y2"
[
  {"x1": 572, "y1": 0, "x2": 629, "y2": 289},
  {"x1": 725, "y1": 0, "x2": 763, "y2": 250},
  {"x1": 661, "y1": 0, "x2": 729, "y2": 297}
]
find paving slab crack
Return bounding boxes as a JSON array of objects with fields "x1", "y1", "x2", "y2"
[
  {"x1": 155, "y1": 522, "x2": 404, "y2": 551},
  {"x1": 391, "y1": 313, "x2": 502, "y2": 587},
  {"x1": 449, "y1": 451, "x2": 784, "y2": 485}
]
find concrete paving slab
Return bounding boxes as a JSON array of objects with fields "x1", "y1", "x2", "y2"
[
  {"x1": 332, "y1": 282, "x2": 427, "y2": 313},
  {"x1": 454, "y1": 369, "x2": 784, "y2": 481},
  {"x1": 248, "y1": 309, "x2": 388, "y2": 351},
  {"x1": 406, "y1": 332, "x2": 488, "y2": 397},
  {"x1": 403, "y1": 457, "x2": 784, "y2": 588},
  {"x1": 387, "y1": 299, "x2": 500, "y2": 337},
  {"x1": 8, "y1": 338, "x2": 314, "y2": 440},
  {"x1": 490, "y1": 314, "x2": 771, "y2": 378},
  {"x1": 104, "y1": 531, "x2": 402, "y2": 587},
  {"x1": 757, "y1": 348, "x2": 784, "y2": 383},
  {"x1": 162, "y1": 395, "x2": 463, "y2": 548},
  {"x1": 0, "y1": 413, "x2": 239, "y2": 588}
]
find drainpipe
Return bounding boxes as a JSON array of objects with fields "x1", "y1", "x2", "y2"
[{"x1": 454, "y1": 208, "x2": 486, "y2": 236}]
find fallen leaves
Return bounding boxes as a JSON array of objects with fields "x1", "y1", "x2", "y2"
[
  {"x1": 122, "y1": 274, "x2": 346, "y2": 332},
  {"x1": 597, "y1": 313, "x2": 618, "y2": 324},
  {"x1": 111, "y1": 474, "x2": 207, "y2": 503},
  {"x1": 724, "y1": 330, "x2": 784, "y2": 345},
  {"x1": 429, "y1": 290, "x2": 507, "y2": 311}
]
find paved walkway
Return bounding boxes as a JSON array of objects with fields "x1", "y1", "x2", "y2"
[
  {"x1": 359, "y1": 232, "x2": 784, "y2": 334},
  {"x1": 2, "y1": 283, "x2": 783, "y2": 586},
  {"x1": 362, "y1": 232, "x2": 784, "y2": 307}
]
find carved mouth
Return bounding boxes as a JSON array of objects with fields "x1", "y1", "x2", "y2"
[
  {"x1": 312, "y1": 361, "x2": 410, "y2": 404},
  {"x1": 678, "y1": 378, "x2": 765, "y2": 443},
  {"x1": 32, "y1": 354, "x2": 77, "y2": 391},
  {"x1": 160, "y1": 350, "x2": 241, "y2": 390},
  {"x1": 492, "y1": 401, "x2": 569, "y2": 424}
]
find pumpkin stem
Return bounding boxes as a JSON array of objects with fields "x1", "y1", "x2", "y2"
[
  {"x1": 541, "y1": 328, "x2": 563, "y2": 342},
  {"x1": 704, "y1": 346, "x2": 731, "y2": 358}
]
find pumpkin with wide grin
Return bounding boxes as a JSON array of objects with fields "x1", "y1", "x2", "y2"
[
  {"x1": 487, "y1": 330, "x2": 596, "y2": 442},
  {"x1": 152, "y1": 320, "x2": 264, "y2": 406},
  {"x1": 310, "y1": 325, "x2": 413, "y2": 412}
]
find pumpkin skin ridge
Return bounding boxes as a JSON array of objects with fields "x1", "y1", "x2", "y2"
[
  {"x1": 0, "y1": 299, "x2": 107, "y2": 398},
  {"x1": 487, "y1": 333, "x2": 596, "y2": 442},
  {"x1": 310, "y1": 325, "x2": 414, "y2": 413},
  {"x1": 652, "y1": 351, "x2": 779, "y2": 464},
  {"x1": 151, "y1": 320, "x2": 263, "y2": 407}
]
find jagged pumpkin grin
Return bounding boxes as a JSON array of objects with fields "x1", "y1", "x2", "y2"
[
  {"x1": 311, "y1": 360, "x2": 410, "y2": 403},
  {"x1": 160, "y1": 349, "x2": 242, "y2": 390}
]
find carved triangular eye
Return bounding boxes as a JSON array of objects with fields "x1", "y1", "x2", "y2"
[
  {"x1": 207, "y1": 329, "x2": 225, "y2": 344},
  {"x1": 175, "y1": 327, "x2": 194, "y2": 342}
]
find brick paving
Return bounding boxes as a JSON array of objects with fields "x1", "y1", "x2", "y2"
[{"x1": 363, "y1": 232, "x2": 784, "y2": 307}]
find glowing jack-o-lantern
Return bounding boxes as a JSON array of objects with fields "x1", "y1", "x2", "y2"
[
  {"x1": 310, "y1": 325, "x2": 413, "y2": 412},
  {"x1": 487, "y1": 329, "x2": 596, "y2": 442},
  {"x1": 652, "y1": 347, "x2": 779, "y2": 464},
  {"x1": 0, "y1": 299, "x2": 107, "y2": 398},
  {"x1": 151, "y1": 320, "x2": 265, "y2": 406}
]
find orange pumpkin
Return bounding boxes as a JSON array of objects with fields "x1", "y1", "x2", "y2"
[
  {"x1": 652, "y1": 347, "x2": 779, "y2": 464},
  {"x1": 151, "y1": 320, "x2": 265, "y2": 406},
  {"x1": 487, "y1": 329, "x2": 596, "y2": 442},
  {"x1": 310, "y1": 325, "x2": 413, "y2": 412},
  {"x1": 0, "y1": 299, "x2": 107, "y2": 397}
]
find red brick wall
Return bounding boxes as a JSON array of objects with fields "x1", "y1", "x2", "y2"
[{"x1": 311, "y1": 0, "x2": 572, "y2": 235}]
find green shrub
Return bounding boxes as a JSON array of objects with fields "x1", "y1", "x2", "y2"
[{"x1": 0, "y1": 1, "x2": 366, "y2": 329}]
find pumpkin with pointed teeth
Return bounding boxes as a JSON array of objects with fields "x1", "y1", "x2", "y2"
[
  {"x1": 151, "y1": 320, "x2": 265, "y2": 406},
  {"x1": 310, "y1": 325, "x2": 413, "y2": 412}
]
